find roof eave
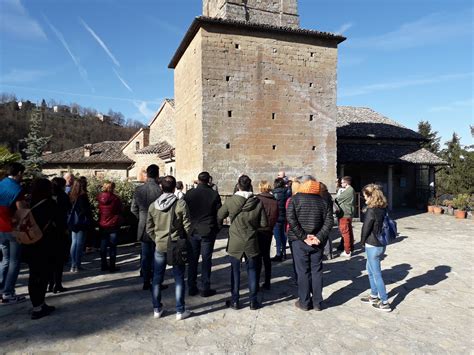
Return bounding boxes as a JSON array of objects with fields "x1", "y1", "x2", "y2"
[{"x1": 169, "y1": 16, "x2": 346, "y2": 69}]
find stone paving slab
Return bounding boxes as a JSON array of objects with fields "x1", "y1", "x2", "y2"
[{"x1": 0, "y1": 212, "x2": 473, "y2": 354}]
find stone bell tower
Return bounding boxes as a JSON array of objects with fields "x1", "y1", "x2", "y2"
[
  {"x1": 203, "y1": 0, "x2": 299, "y2": 28},
  {"x1": 170, "y1": 0, "x2": 345, "y2": 193}
]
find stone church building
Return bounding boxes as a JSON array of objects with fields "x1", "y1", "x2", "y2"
[{"x1": 43, "y1": 0, "x2": 445, "y2": 209}]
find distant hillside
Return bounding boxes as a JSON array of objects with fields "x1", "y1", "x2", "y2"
[{"x1": 0, "y1": 100, "x2": 142, "y2": 154}]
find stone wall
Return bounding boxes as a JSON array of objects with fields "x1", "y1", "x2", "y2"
[
  {"x1": 43, "y1": 165, "x2": 129, "y2": 181},
  {"x1": 203, "y1": 0, "x2": 299, "y2": 28},
  {"x1": 182, "y1": 25, "x2": 339, "y2": 194},
  {"x1": 149, "y1": 101, "x2": 176, "y2": 146},
  {"x1": 174, "y1": 30, "x2": 204, "y2": 187},
  {"x1": 122, "y1": 129, "x2": 149, "y2": 160},
  {"x1": 203, "y1": 27, "x2": 338, "y2": 193}
]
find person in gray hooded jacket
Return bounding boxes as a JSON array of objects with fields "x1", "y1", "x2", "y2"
[{"x1": 146, "y1": 176, "x2": 192, "y2": 321}]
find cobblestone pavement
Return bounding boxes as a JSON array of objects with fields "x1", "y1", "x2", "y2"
[{"x1": 1, "y1": 212, "x2": 473, "y2": 354}]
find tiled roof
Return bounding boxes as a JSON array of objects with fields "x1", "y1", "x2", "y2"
[
  {"x1": 337, "y1": 106, "x2": 424, "y2": 140},
  {"x1": 43, "y1": 141, "x2": 133, "y2": 164},
  {"x1": 136, "y1": 141, "x2": 174, "y2": 159},
  {"x1": 169, "y1": 16, "x2": 346, "y2": 68},
  {"x1": 338, "y1": 144, "x2": 447, "y2": 165}
]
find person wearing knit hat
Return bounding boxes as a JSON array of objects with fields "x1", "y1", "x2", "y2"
[{"x1": 287, "y1": 176, "x2": 334, "y2": 311}]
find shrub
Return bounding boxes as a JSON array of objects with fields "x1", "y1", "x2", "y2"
[{"x1": 453, "y1": 194, "x2": 471, "y2": 211}]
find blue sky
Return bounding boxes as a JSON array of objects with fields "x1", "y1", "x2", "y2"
[{"x1": 0, "y1": 0, "x2": 472, "y2": 146}]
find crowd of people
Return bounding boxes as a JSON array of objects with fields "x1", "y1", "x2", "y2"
[{"x1": 0, "y1": 162, "x2": 392, "y2": 321}]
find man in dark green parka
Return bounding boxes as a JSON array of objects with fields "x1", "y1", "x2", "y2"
[{"x1": 217, "y1": 175, "x2": 267, "y2": 310}]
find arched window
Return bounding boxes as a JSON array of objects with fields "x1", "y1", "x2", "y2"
[{"x1": 135, "y1": 141, "x2": 140, "y2": 151}]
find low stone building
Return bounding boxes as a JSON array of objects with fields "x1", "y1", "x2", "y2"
[
  {"x1": 337, "y1": 106, "x2": 446, "y2": 209},
  {"x1": 42, "y1": 141, "x2": 133, "y2": 179}
]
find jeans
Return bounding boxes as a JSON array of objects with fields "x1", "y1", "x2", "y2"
[
  {"x1": 338, "y1": 218, "x2": 354, "y2": 253},
  {"x1": 292, "y1": 240, "x2": 324, "y2": 308},
  {"x1": 141, "y1": 240, "x2": 155, "y2": 284},
  {"x1": 256, "y1": 231, "x2": 272, "y2": 286},
  {"x1": 0, "y1": 232, "x2": 22, "y2": 296},
  {"x1": 70, "y1": 230, "x2": 85, "y2": 268},
  {"x1": 188, "y1": 233, "x2": 216, "y2": 291},
  {"x1": 230, "y1": 255, "x2": 258, "y2": 303},
  {"x1": 151, "y1": 250, "x2": 185, "y2": 313},
  {"x1": 366, "y1": 246, "x2": 388, "y2": 302},
  {"x1": 100, "y1": 232, "x2": 118, "y2": 268},
  {"x1": 273, "y1": 222, "x2": 287, "y2": 256}
]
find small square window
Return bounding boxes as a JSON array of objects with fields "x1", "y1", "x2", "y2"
[
  {"x1": 235, "y1": 43, "x2": 240, "y2": 49},
  {"x1": 272, "y1": 145, "x2": 277, "y2": 150},
  {"x1": 226, "y1": 76, "x2": 231, "y2": 81},
  {"x1": 273, "y1": 48, "x2": 277, "y2": 53},
  {"x1": 228, "y1": 110, "x2": 232, "y2": 118},
  {"x1": 310, "y1": 52, "x2": 315, "y2": 57},
  {"x1": 309, "y1": 82, "x2": 313, "y2": 88},
  {"x1": 312, "y1": 146, "x2": 316, "y2": 151},
  {"x1": 272, "y1": 113, "x2": 276, "y2": 120},
  {"x1": 226, "y1": 143, "x2": 231, "y2": 149},
  {"x1": 310, "y1": 114, "x2": 314, "y2": 121}
]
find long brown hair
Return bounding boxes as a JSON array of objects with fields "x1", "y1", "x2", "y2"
[{"x1": 70, "y1": 178, "x2": 88, "y2": 203}]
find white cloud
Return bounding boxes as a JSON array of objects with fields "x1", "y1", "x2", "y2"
[
  {"x1": 43, "y1": 16, "x2": 94, "y2": 91},
  {"x1": 334, "y1": 22, "x2": 353, "y2": 35},
  {"x1": 340, "y1": 72, "x2": 473, "y2": 98},
  {"x1": 79, "y1": 18, "x2": 120, "y2": 67},
  {"x1": 429, "y1": 98, "x2": 474, "y2": 112},
  {"x1": 113, "y1": 69, "x2": 133, "y2": 93},
  {"x1": 0, "y1": 69, "x2": 49, "y2": 84},
  {"x1": 348, "y1": 11, "x2": 473, "y2": 50},
  {"x1": 0, "y1": 0, "x2": 47, "y2": 40},
  {"x1": 133, "y1": 100, "x2": 155, "y2": 119}
]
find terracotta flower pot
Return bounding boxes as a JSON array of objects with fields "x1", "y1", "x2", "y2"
[
  {"x1": 427, "y1": 205, "x2": 435, "y2": 213},
  {"x1": 433, "y1": 206, "x2": 443, "y2": 215},
  {"x1": 455, "y1": 210, "x2": 467, "y2": 219}
]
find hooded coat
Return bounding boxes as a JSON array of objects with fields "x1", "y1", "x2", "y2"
[
  {"x1": 217, "y1": 192, "x2": 268, "y2": 259},
  {"x1": 97, "y1": 192, "x2": 123, "y2": 230},
  {"x1": 146, "y1": 192, "x2": 192, "y2": 253}
]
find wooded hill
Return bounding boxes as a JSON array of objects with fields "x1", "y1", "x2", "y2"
[{"x1": 0, "y1": 100, "x2": 143, "y2": 154}]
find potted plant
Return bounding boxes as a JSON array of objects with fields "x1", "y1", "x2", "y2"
[{"x1": 453, "y1": 194, "x2": 470, "y2": 219}]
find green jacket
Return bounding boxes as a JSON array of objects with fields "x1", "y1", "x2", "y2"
[
  {"x1": 217, "y1": 193, "x2": 268, "y2": 259},
  {"x1": 335, "y1": 185, "x2": 355, "y2": 218},
  {"x1": 146, "y1": 195, "x2": 192, "y2": 253}
]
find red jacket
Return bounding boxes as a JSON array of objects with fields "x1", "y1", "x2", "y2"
[{"x1": 97, "y1": 192, "x2": 123, "y2": 230}]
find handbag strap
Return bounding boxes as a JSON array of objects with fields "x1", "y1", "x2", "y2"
[
  {"x1": 30, "y1": 199, "x2": 48, "y2": 211},
  {"x1": 167, "y1": 201, "x2": 177, "y2": 244}
]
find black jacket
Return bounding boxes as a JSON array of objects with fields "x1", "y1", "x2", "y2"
[
  {"x1": 131, "y1": 179, "x2": 162, "y2": 241},
  {"x1": 361, "y1": 207, "x2": 386, "y2": 247},
  {"x1": 273, "y1": 187, "x2": 288, "y2": 224},
  {"x1": 184, "y1": 183, "x2": 222, "y2": 237},
  {"x1": 70, "y1": 194, "x2": 93, "y2": 232},
  {"x1": 286, "y1": 193, "x2": 333, "y2": 247}
]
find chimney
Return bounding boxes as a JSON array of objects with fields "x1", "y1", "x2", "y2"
[{"x1": 84, "y1": 144, "x2": 92, "y2": 157}]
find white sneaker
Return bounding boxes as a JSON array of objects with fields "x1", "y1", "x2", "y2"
[
  {"x1": 176, "y1": 310, "x2": 192, "y2": 320},
  {"x1": 153, "y1": 308, "x2": 164, "y2": 318},
  {"x1": 341, "y1": 251, "x2": 351, "y2": 258}
]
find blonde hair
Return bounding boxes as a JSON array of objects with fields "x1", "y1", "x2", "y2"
[
  {"x1": 258, "y1": 180, "x2": 272, "y2": 193},
  {"x1": 362, "y1": 184, "x2": 387, "y2": 208},
  {"x1": 102, "y1": 181, "x2": 115, "y2": 193}
]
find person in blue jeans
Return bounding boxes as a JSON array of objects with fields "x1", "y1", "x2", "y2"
[
  {"x1": 146, "y1": 176, "x2": 192, "y2": 320},
  {"x1": 360, "y1": 184, "x2": 392, "y2": 312},
  {"x1": 271, "y1": 178, "x2": 288, "y2": 261},
  {"x1": 0, "y1": 162, "x2": 27, "y2": 305},
  {"x1": 68, "y1": 178, "x2": 93, "y2": 272}
]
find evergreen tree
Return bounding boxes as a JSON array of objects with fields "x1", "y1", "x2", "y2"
[
  {"x1": 437, "y1": 133, "x2": 474, "y2": 195},
  {"x1": 417, "y1": 120, "x2": 441, "y2": 153},
  {"x1": 22, "y1": 108, "x2": 51, "y2": 177}
]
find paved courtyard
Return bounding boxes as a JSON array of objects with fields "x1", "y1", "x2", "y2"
[{"x1": 1, "y1": 212, "x2": 473, "y2": 354}]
